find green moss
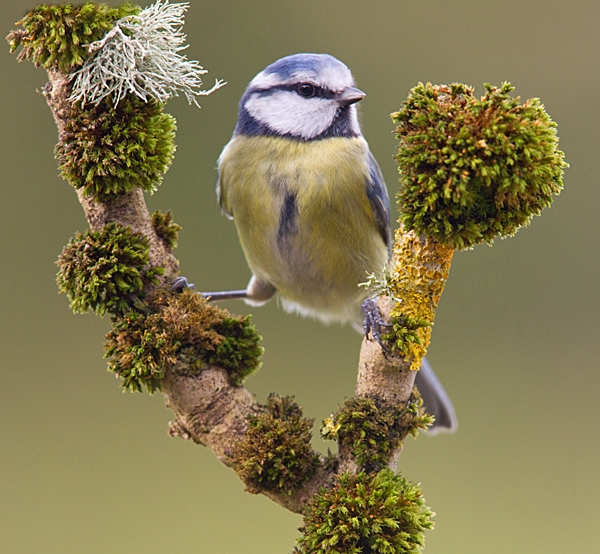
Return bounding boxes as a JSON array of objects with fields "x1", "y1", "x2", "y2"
[
  {"x1": 233, "y1": 395, "x2": 321, "y2": 495},
  {"x1": 55, "y1": 97, "x2": 176, "y2": 200},
  {"x1": 203, "y1": 315, "x2": 263, "y2": 386},
  {"x1": 381, "y1": 315, "x2": 432, "y2": 360},
  {"x1": 7, "y1": 2, "x2": 140, "y2": 72},
  {"x1": 322, "y1": 392, "x2": 432, "y2": 471},
  {"x1": 105, "y1": 309, "x2": 172, "y2": 393},
  {"x1": 152, "y1": 210, "x2": 181, "y2": 249},
  {"x1": 105, "y1": 289, "x2": 262, "y2": 393},
  {"x1": 57, "y1": 223, "x2": 163, "y2": 317},
  {"x1": 393, "y1": 82, "x2": 567, "y2": 250},
  {"x1": 295, "y1": 468, "x2": 434, "y2": 554},
  {"x1": 105, "y1": 289, "x2": 226, "y2": 393}
]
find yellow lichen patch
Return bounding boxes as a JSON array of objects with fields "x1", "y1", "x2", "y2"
[{"x1": 388, "y1": 227, "x2": 454, "y2": 369}]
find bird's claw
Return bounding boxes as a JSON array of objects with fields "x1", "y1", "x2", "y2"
[
  {"x1": 171, "y1": 276, "x2": 195, "y2": 292},
  {"x1": 361, "y1": 297, "x2": 394, "y2": 351}
]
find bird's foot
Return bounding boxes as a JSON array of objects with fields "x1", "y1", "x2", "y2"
[
  {"x1": 361, "y1": 297, "x2": 394, "y2": 351},
  {"x1": 171, "y1": 276, "x2": 195, "y2": 292},
  {"x1": 171, "y1": 276, "x2": 249, "y2": 302}
]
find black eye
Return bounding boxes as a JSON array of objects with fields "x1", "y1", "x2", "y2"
[{"x1": 297, "y1": 83, "x2": 316, "y2": 98}]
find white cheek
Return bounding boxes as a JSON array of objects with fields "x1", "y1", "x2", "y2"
[{"x1": 245, "y1": 91, "x2": 337, "y2": 139}]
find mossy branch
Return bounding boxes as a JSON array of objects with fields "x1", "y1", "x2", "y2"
[{"x1": 362, "y1": 82, "x2": 566, "y2": 392}]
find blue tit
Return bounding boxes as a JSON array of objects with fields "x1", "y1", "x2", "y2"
[{"x1": 210, "y1": 53, "x2": 457, "y2": 433}]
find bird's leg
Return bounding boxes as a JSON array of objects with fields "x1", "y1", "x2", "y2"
[
  {"x1": 361, "y1": 296, "x2": 394, "y2": 350},
  {"x1": 171, "y1": 277, "x2": 249, "y2": 300},
  {"x1": 170, "y1": 275, "x2": 275, "y2": 305},
  {"x1": 202, "y1": 290, "x2": 250, "y2": 301}
]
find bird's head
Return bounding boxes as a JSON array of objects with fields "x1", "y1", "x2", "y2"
[{"x1": 235, "y1": 53, "x2": 365, "y2": 141}]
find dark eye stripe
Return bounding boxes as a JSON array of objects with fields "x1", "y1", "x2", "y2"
[{"x1": 250, "y1": 83, "x2": 334, "y2": 100}]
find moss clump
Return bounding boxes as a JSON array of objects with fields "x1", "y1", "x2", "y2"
[
  {"x1": 393, "y1": 82, "x2": 567, "y2": 250},
  {"x1": 7, "y1": 2, "x2": 140, "y2": 72},
  {"x1": 152, "y1": 210, "x2": 181, "y2": 249},
  {"x1": 296, "y1": 468, "x2": 434, "y2": 554},
  {"x1": 105, "y1": 289, "x2": 262, "y2": 393},
  {"x1": 57, "y1": 223, "x2": 163, "y2": 317},
  {"x1": 233, "y1": 395, "x2": 321, "y2": 495},
  {"x1": 55, "y1": 97, "x2": 176, "y2": 200},
  {"x1": 322, "y1": 392, "x2": 432, "y2": 471},
  {"x1": 105, "y1": 309, "x2": 173, "y2": 393},
  {"x1": 206, "y1": 315, "x2": 264, "y2": 386},
  {"x1": 381, "y1": 315, "x2": 432, "y2": 361}
]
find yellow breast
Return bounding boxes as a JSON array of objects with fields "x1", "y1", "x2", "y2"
[{"x1": 218, "y1": 135, "x2": 388, "y2": 322}]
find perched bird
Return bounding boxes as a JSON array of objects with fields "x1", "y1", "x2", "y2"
[{"x1": 208, "y1": 53, "x2": 457, "y2": 433}]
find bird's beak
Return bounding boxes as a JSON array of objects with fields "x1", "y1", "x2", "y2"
[{"x1": 338, "y1": 86, "x2": 366, "y2": 106}]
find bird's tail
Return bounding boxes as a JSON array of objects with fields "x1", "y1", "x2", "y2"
[{"x1": 415, "y1": 357, "x2": 458, "y2": 435}]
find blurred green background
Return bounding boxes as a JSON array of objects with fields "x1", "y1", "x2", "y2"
[{"x1": 1, "y1": 1, "x2": 598, "y2": 553}]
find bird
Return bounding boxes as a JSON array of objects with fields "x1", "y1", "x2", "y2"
[{"x1": 206, "y1": 53, "x2": 457, "y2": 433}]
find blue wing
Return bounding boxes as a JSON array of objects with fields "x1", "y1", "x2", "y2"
[
  {"x1": 365, "y1": 151, "x2": 392, "y2": 257},
  {"x1": 216, "y1": 154, "x2": 234, "y2": 220}
]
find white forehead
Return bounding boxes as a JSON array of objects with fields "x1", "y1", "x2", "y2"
[{"x1": 249, "y1": 53, "x2": 355, "y2": 91}]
